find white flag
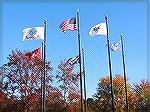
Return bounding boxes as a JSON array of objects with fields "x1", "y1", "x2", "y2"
[
  {"x1": 89, "y1": 23, "x2": 107, "y2": 37},
  {"x1": 110, "y1": 41, "x2": 121, "y2": 52},
  {"x1": 22, "y1": 27, "x2": 44, "y2": 41}
]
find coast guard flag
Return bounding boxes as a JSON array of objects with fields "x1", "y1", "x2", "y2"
[
  {"x1": 66, "y1": 55, "x2": 79, "y2": 66},
  {"x1": 59, "y1": 18, "x2": 77, "y2": 32},
  {"x1": 22, "y1": 27, "x2": 44, "y2": 41},
  {"x1": 110, "y1": 41, "x2": 121, "y2": 52},
  {"x1": 89, "y1": 23, "x2": 107, "y2": 37}
]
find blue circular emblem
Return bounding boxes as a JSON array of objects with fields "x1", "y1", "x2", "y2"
[{"x1": 29, "y1": 28, "x2": 37, "y2": 36}]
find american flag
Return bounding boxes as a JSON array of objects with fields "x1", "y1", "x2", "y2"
[
  {"x1": 59, "y1": 18, "x2": 77, "y2": 32},
  {"x1": 66, "y1": 55, "x2": 79, "y2": 65}
]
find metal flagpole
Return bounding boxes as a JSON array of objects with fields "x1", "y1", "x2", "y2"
[
  {"x1": 41, "y1": 41, "x2": 44, "y2": 112},
  {"x1": 42, "y1": 19, "x2": 47, "y2": 112},
  {"x1": 77, "y1": 9, "x2": 83, "y2": 112},
  {"x1": 120, "y1": 34, "x2": 129, "y2": 112},
  {"x1": 105, "y1": 15, "x2": 115, "y2": 112},
  {"x1": 82, "y1": 48, "x2": 87, "y2": 112},
  {"x1": 63, "y1": 71, "x2": 67, "y2": 108}
]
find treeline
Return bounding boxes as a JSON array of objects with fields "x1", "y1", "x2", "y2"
[
  {"x1": 0, "y1": 50, "x2": 149, "y2": 112},
  {"x1": 87, "y1": 75, "x2": 150, "y2": 112},
  {"x1": 0, "y1": 50, "x2": 80, "y2": 112}
]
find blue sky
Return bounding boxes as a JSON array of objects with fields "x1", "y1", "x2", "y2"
[{"x1": 2, "y1": 3, "x2": 148, "y2": 98}]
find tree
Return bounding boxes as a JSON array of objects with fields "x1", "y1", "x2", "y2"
[
  {"x1": 94, "y1": 75, "x2": 150, "y2": 112},
  {"x1": 113, "y1": 75, "x2": 132, "y2": 112},
  {"x1": 56, "y1": 60, "x2": 80, "y2": 111},
  {"x1": 94, "y1": 74, "x2": 132, "y2": 112},
  {"x1": 87, "y1": 98, "x2": 96, "y2": 112},
  {"x1": 94, "y1": 76, "x2": 112, "y2": 112},
  {"x1": 1, "y1": 49, "x2": 53, "y2": 112},
  {"x1": 133, "y1": 80, "x2": 150, "y2": 112},
  {"x1": 46, "y1": 88, "x2": 66, "y2": 112}
]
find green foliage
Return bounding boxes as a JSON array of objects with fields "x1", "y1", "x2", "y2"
[{"x1": 87, "y1": 98, "x2": 96, "y2": 111}]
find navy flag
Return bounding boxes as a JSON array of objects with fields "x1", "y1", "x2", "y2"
[{"x1": 89, "y1": 23, "x2": 107, "y2": 37}]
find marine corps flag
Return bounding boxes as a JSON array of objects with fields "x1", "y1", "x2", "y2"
[{"x1": 25, "y1": 48, "x2": 41, "y2": 60}]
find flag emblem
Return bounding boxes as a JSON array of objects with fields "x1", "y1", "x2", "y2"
[
  {"x1": 25, "y1": 28, "x2": 38, "y2": 39},
  {"x1": 59, "y1": 18, "x2": 77, "y2": 32},
  {"x1": 28, "y1": 28, "x2": 37, "y2": 37}
]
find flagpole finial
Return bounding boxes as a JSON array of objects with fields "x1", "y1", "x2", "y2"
[
  {"x1": 105, "y1": 15, "x2": 108, "y2": 19},
  {"x1": 77, "y1": 9, "x2": 80, "y2": 13},
  {"x1": 120, "y1": 34, "x2": 123, "y2": 38},
  {"x1": 82, "y1": 47, "x2": 84, "y2": 51},
  {"x1": 44, "y1": 19, "x2": 48, "y2": 24}
]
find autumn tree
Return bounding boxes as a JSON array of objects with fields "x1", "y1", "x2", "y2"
[
  {"x1": 56, "y1": 60, "x2": 80, "y2": 111},
  {"x1": 94, "y1": 74, "x2": 132, "y2": 112},
  {"x1": 133, "y1": 80, "x2": 150, "y2": 112},
  {"x1": 46, "y1": 88, "x2": 66, "y2": 112},
  {"x1": 1, "y1": 49, "x2": 53, "y2": 112},
  {"x1": 87, "y1": 98, "x2": 96, "y2": 112},
  {"x1": 94, "y1": 76, "x2": 112, "y2": 112},
  {"x1": 113, "y1": 75, "x2": 132, "y2": 112}
]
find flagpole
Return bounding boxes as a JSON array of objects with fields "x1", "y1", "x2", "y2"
[
  {"x1": 63, "y1": 71, "x2": 66, "y2": 108},
  {"x1": 41, "y1": 41, "x2": 44, "y2": 112},
  {"x1": 82, "y1": 48, "x2": 87, "y2": 112},
  {"x1": 77, "y1": 9, "x2": 83, "y2": 112},
  {"x1": 120, "y1": 34, "x2": 129, "y2": 112},
  {"x1": 105, "y1": 15, "x2": 115, "y2": 112},
  {"x1": 42, "y1": 19, "x2": 47, "y2": 112}
]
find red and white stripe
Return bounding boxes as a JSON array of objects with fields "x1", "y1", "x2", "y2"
[{"x1": 59, "y1": 19, "x2": 77, "y2": 32}]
